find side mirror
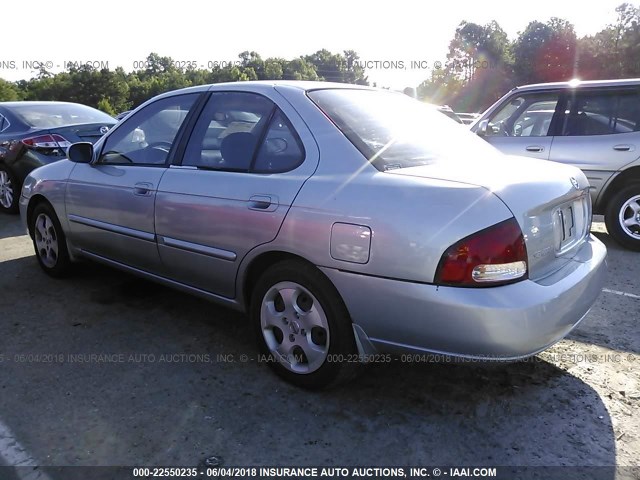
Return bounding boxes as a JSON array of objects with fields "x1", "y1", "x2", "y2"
[
  {"x1": 477, "y1": 119, "x2": 489, "y2": 136},
  {"x1": 67, "y1": 142, "x2": 94, "y2": 164}
]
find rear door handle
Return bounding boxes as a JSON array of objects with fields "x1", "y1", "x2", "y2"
[
  {"x1": 133, "y1": 182, "x2": 154, "y2": 196},
  {"x1": 248, "y1": 195, "x2": 278, "y2": 212},
  {"x1": 613, "y1": 144, "x2": 634, "y2": 152},
  {"x1": 525, "y1": 145, "x2": 544, "y2": 152}
]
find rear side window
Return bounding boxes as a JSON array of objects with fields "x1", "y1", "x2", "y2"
[
  {"x1": 183, "y1": 92, "x2": 304, "y2": 173},
  {"x1": 183, "y1": 92, "x2": 274, "y2": 171},
  {"x1": 253, "y1": 110, "x2": 304, "y2": 173},
  {"x1": 561, "y1": 91, "x2": 640, "y2": 136}
]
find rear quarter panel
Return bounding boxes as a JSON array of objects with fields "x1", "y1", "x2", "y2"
[{"x1": 242, "y1": 90, "x2": 514, "y2": 284}]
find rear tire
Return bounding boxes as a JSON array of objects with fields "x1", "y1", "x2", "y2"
[
  {"x1": 604, "y1": 183, "x2": 640, "y2": 251},
  {"x1": 250, "y1": 260, "x2": 358, "y2": 389},
  {"x1": 30, "y1": 202, "x2": 72, "y2": 277},
  {"x1": 0, "y1": 164, "x2": 19, "y2": 214}
]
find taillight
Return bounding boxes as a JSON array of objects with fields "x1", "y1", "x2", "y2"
[
  {"x1": 22, "y1": 134, "x2": 72, "y2": 150},
  {"x1": 435, "y1": 217, "x2": 528, "y2": 287}
]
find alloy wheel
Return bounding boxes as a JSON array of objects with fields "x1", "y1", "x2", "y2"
[
  {"x1": 34, "y1": 213, "x2": 59, "y2": 268},
  {"x1": 260, "y1": 281, "x2": 330, "y2": 374},
  {"x1": 618, "y1": 194, "x2": 640, "y2": 239},
  {"x1": 0, "y1": 170, "x2": 13, "y2": 209}
]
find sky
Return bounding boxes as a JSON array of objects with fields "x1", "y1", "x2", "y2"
[{"x1": 0, "y1": 0, "x2": 627, "y2": 89}]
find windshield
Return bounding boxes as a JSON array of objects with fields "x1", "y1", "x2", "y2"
[
  {"x1": 11, "y1": 103, "x2": 116, "y2": 128},
  {"x1": 308, "y1": 89, "x2": 499, "y2": 171}
]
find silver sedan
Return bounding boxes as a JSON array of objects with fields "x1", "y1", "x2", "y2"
[{"x1": 19, "y1": 81, "x2": 607, "y2": 389}]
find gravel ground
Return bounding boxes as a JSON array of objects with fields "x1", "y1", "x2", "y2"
[{"x1": 0, "y1": 214, "x2": 638, "y2": 479}]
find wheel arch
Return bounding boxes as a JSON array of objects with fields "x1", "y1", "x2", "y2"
[
  {"x1": 596, "y1": 166, "x2": 640, "y2": 215},
  {"x1": 26, "y1": 194, "x2": 53, "y2": 237},
  {"x1": 241, "y1": 250, "x2": 320, "y2": 309}
]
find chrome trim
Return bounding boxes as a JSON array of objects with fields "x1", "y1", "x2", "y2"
[
  {"x1": 0, "y1": 114, "x2": 10, "y2": 133},
  {"x1": 570, "y1": 177, "x2": 579, "y2": 190},
  {"x1": 159, "y1": 235, "x2": 237, "y2": 261},
  {"x1": 68, "y1": 214, "x2": 156, "y2": 242},
  {"x1": 169, "y1": 165, "x2": 198, "y2": 170}
]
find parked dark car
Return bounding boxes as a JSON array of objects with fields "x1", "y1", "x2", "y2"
[
  {"x1": 0, "y1": 101, "x2": 116, "y2": 213},
  {"x1": 114, "y1": 110, "x2": 131, "y2": 121}
]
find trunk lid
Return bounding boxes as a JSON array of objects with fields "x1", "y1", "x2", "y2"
[
  {"x1": 50, "y1": 122, "x2": 116, "y2": 144},
  {"x1": 386, "y1": 155, "x2": 592, "y2": 281}
]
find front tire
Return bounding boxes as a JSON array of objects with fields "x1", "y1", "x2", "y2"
[
  {"x1": 250, "y1": 260, "x2": 358, "y2": 389},
  {"x1": 30, "y1": 202, "x2": 72, "y2": 277},
  {"x1": 0, "y1": 164, "x2": 18, "y2": 214},
  {"x1": 605, "y1": 184, "x2": 640, "y2": 251}
]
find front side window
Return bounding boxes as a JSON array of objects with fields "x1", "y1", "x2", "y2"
[
  {"x1": 485, "y1": 93, "x2": 559, "y2": 137},
  {"x1": 184, "y1": 92, "x2": 296, "y2": 172},
  {"x1": 308, "y1": 88, "x2": 498, "y2": 171},
  {"x1": 560, "y1": 91, "x2": 640, "y2": 136},
  {"x1": 99, "y1": 93, "x2": 199, "y2": 165}
]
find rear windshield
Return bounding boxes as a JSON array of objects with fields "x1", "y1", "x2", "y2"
[
  {"x1": 308, "y1": 89, "x2": 497, "y2": 171},
  {"x1": 10, "y1": 103, "x2": 115, "y2": 128}
]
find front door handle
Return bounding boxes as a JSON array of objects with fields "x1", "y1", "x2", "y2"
[
  {"x1": 133, "y1": 182, "x2": 153, "y2": 196},
  {"x1": 526, "y1": 145, "x2": 544, "y2": 152},
  {"x1": 248, "y1": 195, "x2": 278, "y2": 212},
  {"x1": 613, "y1": 144, "x2": 634, "y2": 152}
]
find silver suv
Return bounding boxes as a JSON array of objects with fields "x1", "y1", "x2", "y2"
[{"x1": 472, "y1": 78, "x2": 640, "y2": 250}]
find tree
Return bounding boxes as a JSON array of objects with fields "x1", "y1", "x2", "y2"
[
  {"x1": 446, "y1": 21, "x2": 511, "y2": 83},
  {"x1": 305, "y1": 49, "x2": 345, "y2": 82},
  {"x1": 97, "y1": 98, "x2": 116, "y2": 115},
  {"x1": 436, "y1": 20, "x2": 513, "y2": 111},
  {"x1": 283, "y1": 58, "x2": 319, "y2": 81},
  {"x1": 417, "y1": 68, "x2": 463, "y2": 105},
  {"x1": 512, "y1": 18, "x2": 577, "y2": 83},
  {"x1": 342, "y1": 50, "x2": 368, "y2": 85},
  {"x1": 578, "y1": 3, "x2": 640, "y2": 79},
  {"x1": 238, "y1": 51, "x2": 265, "y2": 79},
  {"x1": 264, "y1": 59, "x2": 284, "y2": 80},
  {"x1": 0, "y1": 79, "x2": 23, "y2": 101}
]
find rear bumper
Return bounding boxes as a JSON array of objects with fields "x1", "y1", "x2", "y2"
[{"x1": 321, "y1": 234, "x2": 607, "y2": 360}]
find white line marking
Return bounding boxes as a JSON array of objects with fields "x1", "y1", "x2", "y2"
[
  {"x1": 0, "y1": 419, "x2": 52, "y2": 480},
  {"x1": 603, "y1": 288, "x2": 640, "y2": 300}
]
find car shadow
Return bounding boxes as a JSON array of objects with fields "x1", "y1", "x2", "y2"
[
  {"x1": 567, "y1": 231, "x2": 640, "y2": 356},
  {"x1": 0, "y1": 214, "x2": 26, "y2": 241},
  {"x1": 0, "y1": 255, "x2": 618, "y2": 476}
]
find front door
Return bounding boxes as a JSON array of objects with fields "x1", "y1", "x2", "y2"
[
  {"x1": 65, "y1": 93, "x2": 200, "y2": 273},
  {"x1": 481, "y1": 91, "x2": 561, "y2": 160}
]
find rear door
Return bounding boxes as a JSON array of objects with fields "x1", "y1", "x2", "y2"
[
  {"x1": 155, "y1": 90, "x2": 318, "y2": 298},
  {"x1": 547, "y1": 88, "x2": 640, "y2": 201},
  {"x1": 65, "y1": 93, "x2": 200, "y2": 273},
  {"x1": 480, "y1": 91, "x2": 562, "y2": 160}
]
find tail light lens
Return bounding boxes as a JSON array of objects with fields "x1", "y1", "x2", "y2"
[
  {"x1": 22, "y1": 134, "x2": 72, "y2": 150},
  {"x1": 435, "y1": 217, "x2": 528, "y2": 287}
]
